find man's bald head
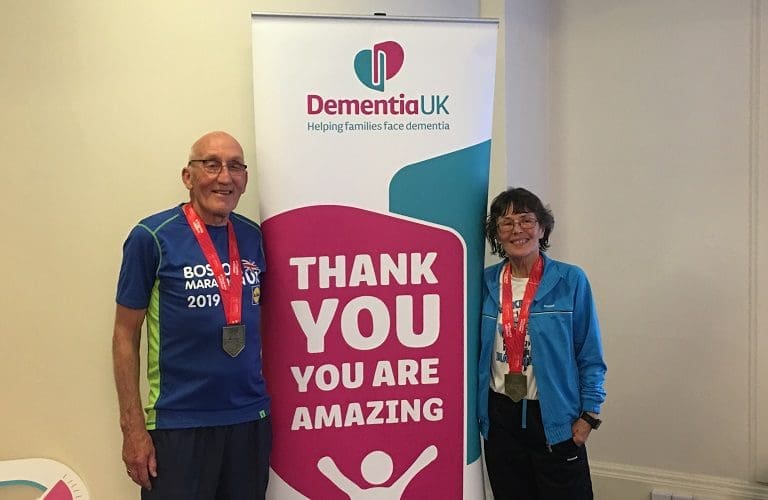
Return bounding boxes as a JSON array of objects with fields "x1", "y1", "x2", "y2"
[
  {"x1": 182, "y1": 131, "x2": 248, "y2": 226},
  {"x1": 188, "y1": 131, "x2": 244, "y2": 162}
]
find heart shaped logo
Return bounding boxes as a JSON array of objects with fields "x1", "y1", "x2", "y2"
[{"x1": 354, "y1": 41, "x2": 405, "y2": 92}]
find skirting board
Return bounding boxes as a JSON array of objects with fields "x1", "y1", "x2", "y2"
[{"x1": 592, "y1": 461, "x2": 768, "y2": 500}]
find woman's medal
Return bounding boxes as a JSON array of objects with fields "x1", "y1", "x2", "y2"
[
  {"x1": 501, "y1": 257, "x2": 542, "y2": 402},
  {"x1": 504, "y1": 373, "x2": 528, "y2": 402}
]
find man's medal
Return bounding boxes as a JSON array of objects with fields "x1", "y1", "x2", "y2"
[
  {"x1": 183, "y1": 203, "x2": 245, "y2": 358},
  {"x1": 222, "y1": 324, "x2": 246, "y2": 357},
  {"x1": 501, "y1": 256, "x2": 543, "y2": 402}
]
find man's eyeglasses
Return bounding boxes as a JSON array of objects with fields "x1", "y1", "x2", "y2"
[
  {"x1": 497, "y1": 215, "x2": 538, "y2": 232},
  {"x1": 188, "y1": 159, "x2": 248, "y2": 176}
]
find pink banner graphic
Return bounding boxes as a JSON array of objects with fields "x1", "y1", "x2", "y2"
[{"x1": 262, "y1": 205, "x2": 465, "y2": 498}]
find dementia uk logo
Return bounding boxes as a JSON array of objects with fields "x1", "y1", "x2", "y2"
[
  {"x1": 354, "y1": 41, "x2": 405, "y2": 92},
  {"x1": 306, "y1": 40, "x2": 449, "y2": 118}
]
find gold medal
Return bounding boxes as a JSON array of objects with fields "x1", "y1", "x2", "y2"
[{"x1": 504, "y1": 372, "x2": 527, "y2": 402}]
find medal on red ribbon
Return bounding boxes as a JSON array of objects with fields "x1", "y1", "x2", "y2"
[
  {"x1": 183, "y1": 203, "x2": 245, "y2": 357},
  {"x1": 501, "y1": 256, "x2": 542, "y2": 401}
]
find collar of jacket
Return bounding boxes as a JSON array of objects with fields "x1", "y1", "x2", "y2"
[{"x1": 487, "y1": 252, "x2": 562, "y2": 308}]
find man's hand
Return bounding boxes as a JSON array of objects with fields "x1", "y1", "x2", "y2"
[{"x1": 122, "y1": 427, "x2": 157, "y2": 489}]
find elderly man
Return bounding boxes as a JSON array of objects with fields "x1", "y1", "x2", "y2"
[{"x1": 113, "y1": 131, "x2": 271, "y2": 499}]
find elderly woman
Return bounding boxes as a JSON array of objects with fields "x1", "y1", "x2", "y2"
[{"x1": 478, "y1": 187, "x2": 607, "y2": 500}]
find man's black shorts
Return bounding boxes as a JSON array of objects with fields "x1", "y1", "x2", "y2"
[{"x1": 142, "y1": 417, "x2": 272, "y2": 500}]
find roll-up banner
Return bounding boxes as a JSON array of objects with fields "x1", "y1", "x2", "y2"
[{"x1": 251, "y1": 13, "x2": 497, "y2": 499}]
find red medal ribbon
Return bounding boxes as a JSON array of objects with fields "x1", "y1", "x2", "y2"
[
  {"x1": 501, "y1": 255, "x2": 543, "y2": 373},
  {"x1": 182, "y1": 203, "x2": 243, "y2": 325}
]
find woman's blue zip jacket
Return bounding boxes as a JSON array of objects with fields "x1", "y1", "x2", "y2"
[{"x1": 478, "y1": 252, "x2": 607, "y2": 444}]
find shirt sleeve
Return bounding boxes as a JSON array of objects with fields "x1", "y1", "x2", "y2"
[
  {"x1": 572, "y1": 268, "x2": 607, "y2": 413},
  {"x1": 116, "y1": 224, "x2": 160, "y2": 309}
]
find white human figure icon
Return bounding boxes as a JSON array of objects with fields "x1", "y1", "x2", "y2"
[{"x1": 317, "y1": 445, "x2": 438, "y2": 499}]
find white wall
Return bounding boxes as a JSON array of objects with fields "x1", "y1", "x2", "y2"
[
  {"x1": 502, "y1": 0, "x2": 552, "y2": 202},
  {"x1": 554, "y1": 0, "x2": 751, "y2": 475},
  {"x1": 545, "y1": 1, "x2": 768, "y2": 498}
]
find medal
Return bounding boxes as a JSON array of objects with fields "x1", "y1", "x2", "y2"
[
  {"x1": 222, "y1": 324, "x2": 246, "y2": 357},
  {"x1": 500, "y1": 256, "x2": 543, "y2": 402},
  {"x1": 183, "y1": 203, "x2": 246, "y2": 358},
  {"x1": 504, "y1": 372, "x2": 528, "y2": 402}
]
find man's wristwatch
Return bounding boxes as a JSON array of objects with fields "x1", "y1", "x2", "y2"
[{"x1": 579, "y1": 412, "x2": 602, "y2": 430}]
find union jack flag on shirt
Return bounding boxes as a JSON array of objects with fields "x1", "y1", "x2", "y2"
[{"x1": 241, "y1": 259, "x2": 261, "y2": 273}]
